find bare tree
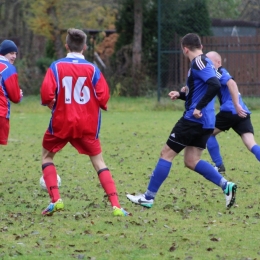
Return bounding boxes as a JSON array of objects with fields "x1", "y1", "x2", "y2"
[
  {"x1": 132, "y1": 0, "x2": 142, "y2": 72},
  {"x1": 131, "y1": 0, "x2": 143, "y2": 95},
  {"x1": 47, "y1": 4, "x2": 65, "y2": 58}
]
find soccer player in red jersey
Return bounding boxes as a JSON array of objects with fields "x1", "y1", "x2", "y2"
[
  {"x1": 40, "y1": 28, "x2": 130, "y2": 216},
  {"x1": 0, "y1": 40, "x2": 23, "y2": 145}
]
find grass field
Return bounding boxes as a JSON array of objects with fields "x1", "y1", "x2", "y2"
[{"x1": 1, "y1": 96, "x2": 260, "y2": 259}]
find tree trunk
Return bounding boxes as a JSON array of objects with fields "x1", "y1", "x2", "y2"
[
  {"x1": 132, "y1": 0, "x2": 142, "y2": 71},
  {"x1": 132, "y1": 0, "x2": 143, "y2": 95},
  {"x1": 47, "y1": 5, "x2": 65, "y2": 58}
]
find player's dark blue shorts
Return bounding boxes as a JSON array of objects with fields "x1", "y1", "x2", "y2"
[
  {"x1": 166, "y1": 117, "x2": 213, "y2": 153},
  {"x1": 215, "y1": 111, "x2": 254, "y2": 135}
]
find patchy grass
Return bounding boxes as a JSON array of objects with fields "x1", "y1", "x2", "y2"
[
  {"x1": 1, "y1": 96, "x2": 260, "y2": 259},
  {"x1": 12, "y1": 95, "x2": 260, "y2": 113}
]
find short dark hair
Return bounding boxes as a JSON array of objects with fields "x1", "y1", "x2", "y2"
[
  {"x1": 66, "y1": 28, "x2": 87, "y2": 52},
  {"x1": 181, "y1": 33, "x2": 202, "y2": 51}
]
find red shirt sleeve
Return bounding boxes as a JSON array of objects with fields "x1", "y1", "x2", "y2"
[
  {"x1": 5, "y1": 73, "x2": 21, "y2": 103},
  {"x1": 40, "y1": 68, "x2": 57, "y2": 105},
  {"x1": 94, "y1": 73, "x2": 110, "y2": 110}
]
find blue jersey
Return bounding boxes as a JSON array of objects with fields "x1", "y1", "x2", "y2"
[
  {"x1": 216, "y1": 67, "x2": 251, "y2": 114},
  {"x1": 184, "y1": 54, "x2": 217, "y2": 129}
]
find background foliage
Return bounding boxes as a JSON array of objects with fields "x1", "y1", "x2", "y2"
[{"x1": 0, "y1": 0, "x2": 258, "y2": 96}]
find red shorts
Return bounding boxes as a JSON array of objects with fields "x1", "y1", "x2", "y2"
[
  {"x1": 42, "y1": 130, "x2": 101, "y2": 156},
  {"x1": 0, "y1": 117, "x2": 9, "y2": 145}
]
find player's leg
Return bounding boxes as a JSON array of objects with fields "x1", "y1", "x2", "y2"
[
  {"x1": 126, "y1": 117, "x2": 192, "y2": 208},
  {"x1": 207, "y1": 128, "x2": 225, "y2": 172},
  {"x1": 126, "y1": 144, "x2": 177, "y2": 208},
  {"x1": 41, "y1": 131, "x2": 66, "y2": 215},
  {"x1": 89, "y1": 153, "x2": 120, "y2": 207},
  {"x1": 42, "y1": 148, "x2": 60, "y2": 202},
  {"x1": 207, "y1": 112, "x2": 232, "y2": 173},
  {"x1": 241, "y1": 132, "x2": 257, "y2": 150},
  {"x1": 185, "y1": 146, "x2": 225, "y2": 186},
  {"x1": 241, "y1": 123, "x2": 260, "y2": 161},
  {"x1": 90, "y1": 154, "x2": 130, "y2": 216},
  {"x1": 144, "y1": 144, "x2": 177, "y2": 200},
  {"x1": 187, "y1": 128, "x2": 237, "y2": 209},
  {"x1": 242, "y1": 132, "x2": 260, "y2": 161},
  {"x1": 231, "y1": 115, "x2": 260, "y2": 161},
  {"x1": 71, "y1": 137, "x2": 130, "y2": 216}
]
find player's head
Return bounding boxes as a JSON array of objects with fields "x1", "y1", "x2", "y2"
[
  {"x1": 65, "y1": 28, "x2": 87, "y2": 53},
  {"x1": 0, "y1": 40, "x2": 18, "y2": 64},
  {"x1": 206, "y1": 51, "x2": 222, "y2": 69},
  {"x1": 181, "y1": 33, "x2": 202, "y2": 55}
]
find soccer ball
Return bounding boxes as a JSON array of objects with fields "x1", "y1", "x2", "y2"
[{"x1": 40, "y1": 175, "x2": 61, "y2": 192}]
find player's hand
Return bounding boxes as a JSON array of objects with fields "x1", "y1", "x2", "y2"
[
  {"x1": 193, "y1": 108, "x2": 202, "y2": 118},
  {"x1": 180, "y1": 86, "x2": 187, "y2": 92},
  {"x1": 20, "y1": 89, "x2": 23, "y2": 97},
  {"x1": 235, "y1": 104, "x2": 247, "y2": 118},
  {"x1": 47, "y1": 99, "x2": 56, "y2": 110},
  {"x1": 168, "y1": 91, "x2": 180, "y2": 100}
]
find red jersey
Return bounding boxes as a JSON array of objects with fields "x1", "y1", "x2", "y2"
[
  {"x1": 0, "y1": 56, "x2": 21, "y2": 118},
  {"x1": 40, "y1": 53, "x2": 110, "y2": 139}
]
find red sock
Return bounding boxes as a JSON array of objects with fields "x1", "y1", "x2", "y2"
[
  {"x1": 42, "y1": 163, "x2": 60, "y2": 203},
  {"x1": 98, "y1": 169, "x2": 120, "y2": 208}
]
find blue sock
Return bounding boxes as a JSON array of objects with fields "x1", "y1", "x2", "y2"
[
  {"x1": 145, "y1": 158, "x2": 172, "y2": 199},
  {"x1": 194, "y1": 160, "x2": 223, "y2": 187},
  {"x1": 220, "y1": 178, "x2": 228, "y2": 190},
  {"x1": 251, "y1": 144, "x2": 260, "y2": 161},
  {"x1": 207, "y1": 136, "x2": 223, "y2": 167}
]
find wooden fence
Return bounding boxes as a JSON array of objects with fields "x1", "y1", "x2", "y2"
[{"x1": 162, "y1": 36, "x2": 260, "y2": 96}]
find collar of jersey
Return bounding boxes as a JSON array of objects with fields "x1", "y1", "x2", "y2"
[
  {"x1": 0, "y1": 55, "x2": 9, "y2": 62},
  {"x1": 66, "y1": 52, "x2": 84, "y2": 59}
]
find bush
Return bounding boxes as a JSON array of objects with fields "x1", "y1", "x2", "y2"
[
  {"x1": 16, "y1": 58, "x2": 43, "y2": 95},
  {"x1": 36, "y1": 57, "x2": 54, "y2": 74},
  {"x1": 108, "y1": 72, "x2": 155, "y2": 97}
]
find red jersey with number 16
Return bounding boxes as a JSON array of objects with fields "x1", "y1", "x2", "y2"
[{"x1": 40, "y1": 53, "x2": 110, "y2": 139}]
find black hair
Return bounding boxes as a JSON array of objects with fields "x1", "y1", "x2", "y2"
[{"x1": 181, "y1": 33, "x2": 202, "y2": 51}]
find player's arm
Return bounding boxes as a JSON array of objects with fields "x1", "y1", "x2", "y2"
[
  {"x1": 40, "y1": 68, "x2": 56, "y2": 106},
  {"x1": 169, "y1": 86, "x2": 187, "y2": 101},
  {"x1": 226, "y1": 79, "x2": 247, "y2": 117},
  {"x1": 93, "y1": 72, "x2": 110, "y2": 111},
  {"x1": 196, "y1": 77, "x2": 220, "y2": 110},
  {"x1": 178, "y1": 92, "x2": 186, "y2": 100},
  {"x1": 4, "y1": 73, "x2": 22, "y2": 103},
  {"x1": 168, "y1": 90, "x2": 186, "y2": 101},
  {"x1": 226, "y1": 79, "x2": 239, "y2": 106},
  {"x1": 179, "y1": 85, "x2": 188, "y2": 100}
]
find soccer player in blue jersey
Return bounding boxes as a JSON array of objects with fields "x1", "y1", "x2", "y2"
[
  {"x1": 126, "y1": 33, "x2": 237, "y2": 209},
  {"x1": 206, "y1": 51, "x2": 260, "y2": 173}
]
